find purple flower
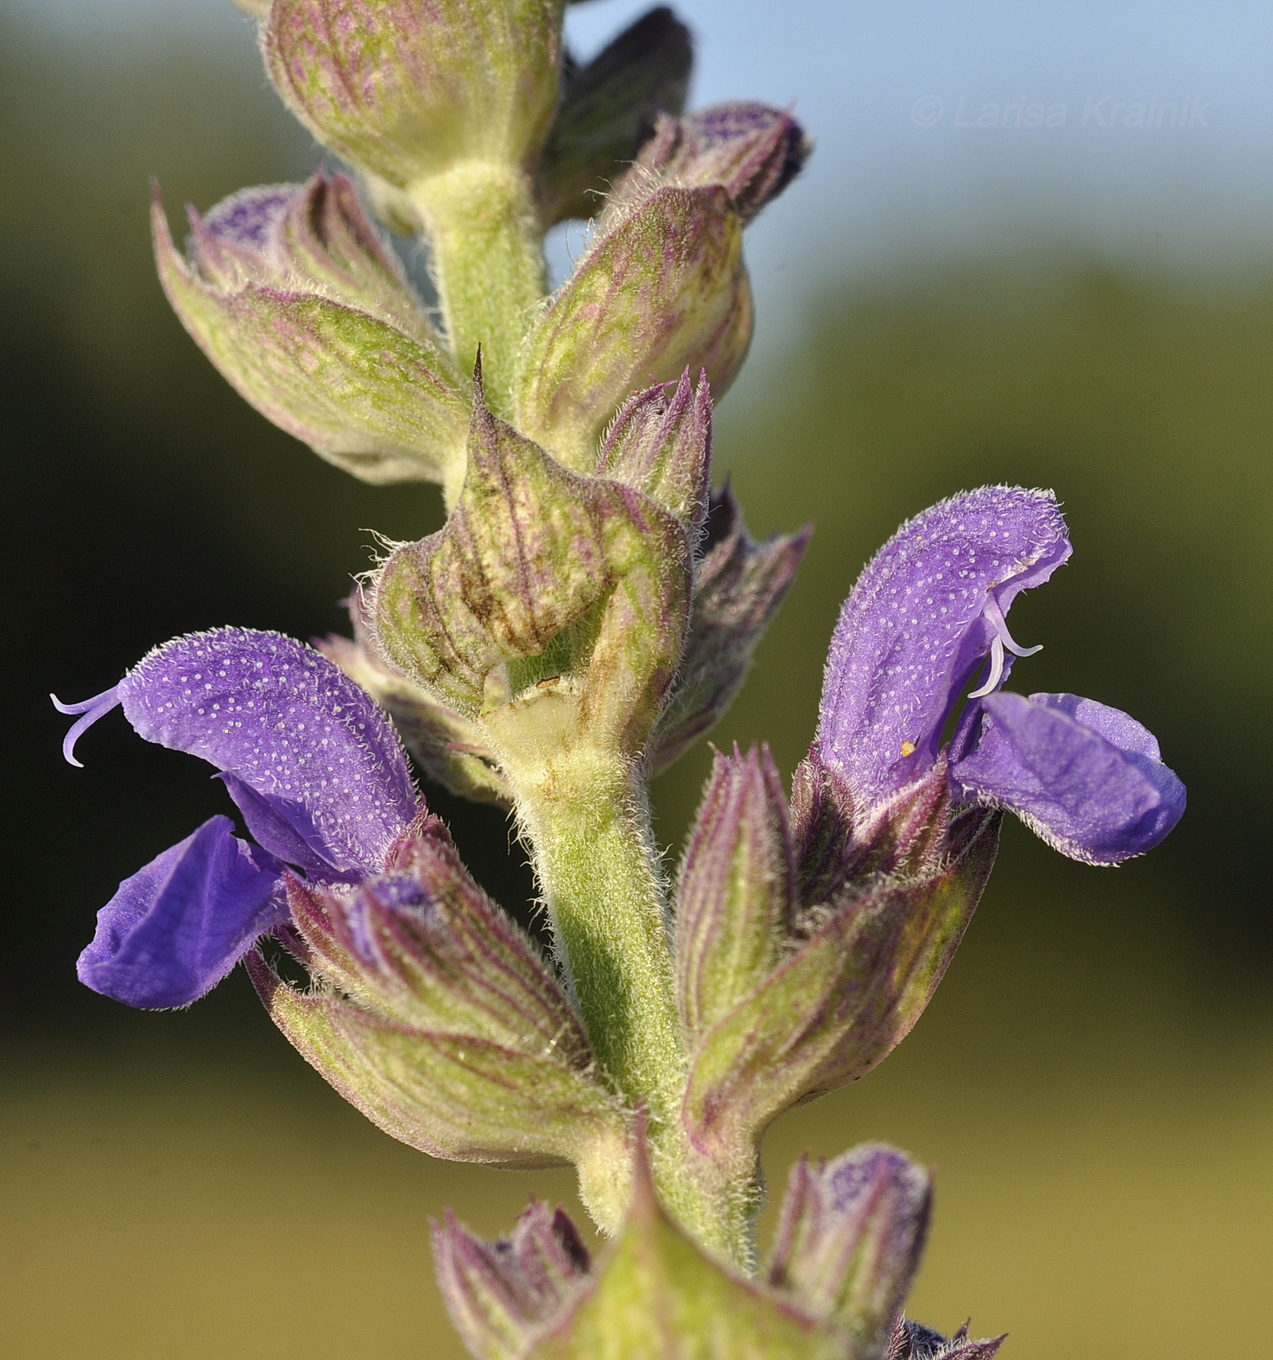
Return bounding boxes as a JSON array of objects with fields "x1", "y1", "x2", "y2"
[
  {"x1": 816, "y1": 487, "x2": 1184, "y2": 865},
  {"x1": 53, "y1": 628, "x2": 420, "y2": 1007}
]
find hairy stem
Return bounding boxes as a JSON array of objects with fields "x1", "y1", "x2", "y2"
[
  {"x1": 514, "y1": 743, "x2": 680, "y2": 1111},
  {"x1": 507, "y1": 737, "x2": 754, "y2": 1263},
  {"x1": 410, "y1": 160, "x2": 546, "y2": 415}
]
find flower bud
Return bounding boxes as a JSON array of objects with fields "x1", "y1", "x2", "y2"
[
  {"x1": 608, "y1": 101, "x2": 810, "y2": 225},
  {"x1": 682, "y1": 814, "x2": 1000, "y2": 1160},
  {"x1": 538, "y1": 7, "x2": 692, "y2": 224},
  {"x1": 886, "y1": 1320, "x2": 1006, "y2": 1360},
  {"x1": 372, "y1": 372, "x2": 690, "y2": 756},
  {"x1": 263, "y1": 0, "x2": 567, "y2": 185},
  {"x1": 529, "y1": 1134, "x2": 826, "y2": 1359},
  {"x1": 676, "y1": 745, "x2": 795, "y2": 1038},
  {"x1": 651, "y1": 487, "x2": 809, "y2": 772},
  {"x1": 433, "y1": 1202, "x2": 591, "y2": 1360},
  {"x1": 249, "y1": 818, "x2": 627, "y2": 1166},
  {"x1": 596, "y1": 369, "x2": 711, "y2": 533},
  {"x1": 183, "y1": 171, "x2": 428, "y2": 336},
  {"x1": 770, "y1": 1146, "x2": 930, "y2": 1356},
  {"x1": 153, "y1": 174, "x2": 468, "y2": 486},
  {"x1": 516, "y1": 186, "x2": 752, "y2": 471},
  {"x1": 789, "y1": 750, "x2": 857, "y2": 910}
]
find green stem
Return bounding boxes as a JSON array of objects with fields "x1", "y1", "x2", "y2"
[
  {"x1": 514, "y1": 743, "x2": 681, "y2": 1109},
  {"x1": 507, "y1": 738, "x2": 753, "y2": 1263},
  {"x1": 410, "y1": 160, "x2": 546, "y2": 414}
]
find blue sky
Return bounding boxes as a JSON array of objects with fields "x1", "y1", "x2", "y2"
[{"x1": 20, "y1": 0, "x2": 1273, "y2": 351}]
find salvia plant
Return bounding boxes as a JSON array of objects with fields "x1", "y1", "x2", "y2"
[{"x1": 53, "y1": 3, "x2": 1186, "y2": 1356}]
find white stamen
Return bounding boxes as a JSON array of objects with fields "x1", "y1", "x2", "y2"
[
  {"x1": 967, "y1": 634, "x2": 1005, "y2": 699},
  {"x1": 968, "y1": 596, "x2": 1044, "y2": 700},
  {"x1": 983, "y1": 594, "x2": 1043, "y2": 658}
]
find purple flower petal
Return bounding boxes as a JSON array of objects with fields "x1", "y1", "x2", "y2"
[
  {"x1": 951, "y1": 691, "x2": 1186, "y2": 864},
  {"x1": 216, "y1": 772, "x2": 349, "y2": 879},
  {"x1": 200, "y1": 183, "x2": 295, "y2": 250},
  {"x1": 118, "y1": 628, "x2": 417, "y2": 873},
  {"x1": 77, "y1": 816, "x2": 287, "y2": 1008},
  {"x1": 817, "y1": 487, "x2": 1070, "y2": 808},
  {"x1": 185, "y1": 183, "x2": 298, "y2": 288}
]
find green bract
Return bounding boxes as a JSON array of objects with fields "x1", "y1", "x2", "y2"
[
  {"x1": 676, "y1": 746, "x2": 795, "y2": 1039},
  {"x1": 516, "y1": 186, "x2": 752, "y2": 471},
  {"x1": 682, "y1": 814, "x2": 1001, "y2": 1162},
  {"x1": 371, "y1": 374, "x2": 690, "y2": 756},
  {"x1": 529, "y1": 1148, "x2": 836, "y2": 1360}
]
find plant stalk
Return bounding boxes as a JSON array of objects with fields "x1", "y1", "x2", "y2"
[
  {"x1": 410, "y1": 160, "x2": 546, "y2": 416},
  {"x1": 508, "y1": 737, "x2": 756, "y2": 1263}
]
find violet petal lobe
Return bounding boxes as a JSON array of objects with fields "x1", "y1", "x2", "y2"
[
  {"x1": 190, "y1": 183, "x2": 296, "y2": 284},
  {"x1": 817, "y1": 487, "x2": 1070, "y2": 809},
  {"x1": 951, "y1": 691, "x2": 1185, "y2": 865},
  {"x1": 117, "y1": 629, "x2": 418, "y2": 874},
  {"x1": 216, "y1": 772, "x2": 347, "y2": 879},
  {"x1": 77, "y1": 815, "x2": 287, "y2": 1008}
]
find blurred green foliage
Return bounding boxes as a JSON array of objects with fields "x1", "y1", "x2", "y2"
[{"x1": 2, "y1": 10, "x2": 1270, "y2": 1359}]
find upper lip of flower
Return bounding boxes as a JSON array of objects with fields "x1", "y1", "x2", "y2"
[
  {"x1": 816, "y1": 484, "x2": 1072, "y2": 809},
  {"x1": 53, "y1": 626, "x2": 421, "y2": 1007},
  {"x1": 815, "y1": 485, "x2": 1184, "y2": 864}
]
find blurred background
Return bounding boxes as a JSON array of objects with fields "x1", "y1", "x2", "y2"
[{"x1": 4, "y1": 1, "x2": 1271, "y2": 1356}]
